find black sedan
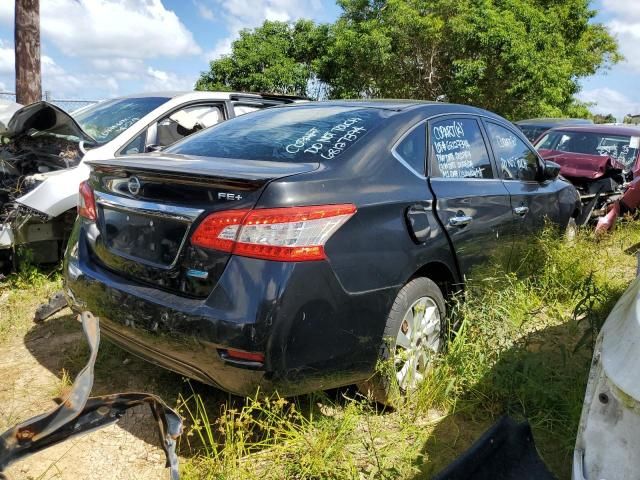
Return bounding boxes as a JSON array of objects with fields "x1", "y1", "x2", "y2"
[{"x1": 64, "y1": 101, "x2": 580, "y2": 403}]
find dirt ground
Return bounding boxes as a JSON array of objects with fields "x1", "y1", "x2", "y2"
[{"x1": 0, "y1": 307, "x2": 226, "y2": 480}]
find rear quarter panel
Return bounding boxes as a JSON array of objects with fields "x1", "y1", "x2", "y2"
[{"x1": 258, "y1": 111, "x2": 459, "y2": 294}]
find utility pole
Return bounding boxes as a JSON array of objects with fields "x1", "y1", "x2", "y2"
[{"x1": 14, "y1": 0, "x2": 41, "y2": 105}]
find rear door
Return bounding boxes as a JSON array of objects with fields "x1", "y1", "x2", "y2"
[
  {"x1": 427, "y1": 116, "x2": 514, "y2": 278},
  {"x1": 483, "y1": 121, "x2": 564, "y2": 257}
]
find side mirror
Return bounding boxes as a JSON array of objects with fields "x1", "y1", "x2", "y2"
[
  {"x1": 146, "y1": 144, "x2": 163, "y2": 153},
  {"x1": 543, "y1": 160, "x2": 561, "y2": 180}
]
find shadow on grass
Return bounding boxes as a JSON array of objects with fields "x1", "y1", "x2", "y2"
[
  {"x1": 22, "y1": 312, "x2": 232, "y2": 454},
  {"x1": 21, "y1": 312, "x2": 356, "y2": 459},
  {"x1": 415, "y1": 291, "x2": 625, "y2": 480}
]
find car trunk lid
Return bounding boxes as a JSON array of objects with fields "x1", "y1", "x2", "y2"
[{"x1": 87, "y1": 154, "x2": 318, "y2": 297}]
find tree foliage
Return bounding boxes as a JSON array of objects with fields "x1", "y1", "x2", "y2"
[
  {"x1": 195, "y1": 20, "x2": 328, "y2": 96},
  {"x1": 592, "y1": 113, "x2": 616, "y2": 124},
  {"x1": 196, "y1": 0, "x2": 620, "y2": 119}
]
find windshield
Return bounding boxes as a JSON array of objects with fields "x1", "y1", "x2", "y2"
[
  {"x1": 166, "y1": 105, "x2": 385, "y2": 162},
  {"x1": 72, "y1": 96, "x2": 170, "y2": 144},
  {"x1": 536, "y1": 130, "x2": 640, "y2": 168}
]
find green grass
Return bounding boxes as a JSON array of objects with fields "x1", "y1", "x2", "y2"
[
  {"x1": 2, "y1": 220, "x2": 639, "y2": 479},
  {"x1": 0, "y1": 262, "x2": 62, "y2": 342},
  {"x1": 177, "y1": 220, "x2": 640, "y2": 479}
]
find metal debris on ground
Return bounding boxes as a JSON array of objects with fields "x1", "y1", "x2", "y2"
[
  {"x1": 33, "y1": 290, "x2": 68, "y2": 323},
  {"x1": 0, "y1": 311, "x2": 183, "y2": 480}
]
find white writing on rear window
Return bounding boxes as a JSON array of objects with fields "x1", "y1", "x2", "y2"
[{"x1": 285, "y1": 117, "x2": 367, "y2": 159}]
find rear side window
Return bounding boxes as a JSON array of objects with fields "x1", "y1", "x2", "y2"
[
  {"x1": 429, "y1": 118, "x2": 493, "y2": 179},
  {"x1": 486, "y1": 122, "x2": 540, "y2": 181},
  {"x1": 166, "y1": 106, "x2": 384, "y2": 162},
  {"x1": 394, "y1": 124, "x2": 426, "y2": 175}
]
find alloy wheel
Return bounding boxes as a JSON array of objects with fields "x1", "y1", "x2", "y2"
[{"x1": 394, "y1": 296, "x2": 441, "y2": 391}]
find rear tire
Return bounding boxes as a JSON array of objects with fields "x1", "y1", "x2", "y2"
[{"x1": 358, "y1": 277, "x2": 447, "y2": 405}]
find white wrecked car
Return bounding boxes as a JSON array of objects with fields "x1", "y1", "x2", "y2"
[
  {"x1": 573, "y1": 273, "x2": 640, "y2": 479},
  {"x1": 0, "y1": 92, "x2": 304, "y2": 268}
]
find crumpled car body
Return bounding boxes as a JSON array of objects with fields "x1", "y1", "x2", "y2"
[
  {"x1": 538, "y1": 151, "x2": 626, "y2": 182},
  {"x1": 573, "y1": 275, "x2": 640, "y2": 479},
  {"x1": 535, "y1": 125, "x2": 640, "y2": 225},
  {"x1": 0, "y1": 92, "x2": 305, "y2": 268}
]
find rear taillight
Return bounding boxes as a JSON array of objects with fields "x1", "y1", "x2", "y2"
[
  {"x1": 191, "y1": 204, "x2": 356, "y2": 261},
  {"x1": 78, "y1": 180, "x2": 97, "y2": 221}
]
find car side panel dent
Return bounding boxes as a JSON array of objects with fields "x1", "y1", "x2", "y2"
[{"x1": 16, "y1": 162, "x2": 91, "y2": 216}]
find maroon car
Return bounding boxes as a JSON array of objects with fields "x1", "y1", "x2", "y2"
[{"x1": 535, "y1": 125, "x2": 640, "y2": 224}]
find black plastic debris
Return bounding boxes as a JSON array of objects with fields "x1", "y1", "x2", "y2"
[
  {"x1": 0, "y1": 311, "x2": 183, "y2": 479},
  {"x1": 433, "y1": 416, "x2": 555, "y2": 480}
]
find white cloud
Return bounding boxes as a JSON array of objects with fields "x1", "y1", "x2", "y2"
[
  {"x1": 599, "y1": 0, "x2": 640, "y2": 73},
  {"x1": 0, "y1": 45, "x2": 12, "y2": 75},
  {"x1": 578, "y1": 87, "x2": 640, "y2": 121},
  {"x1": 194, "y1": 0, "x2": 215, "y2": 21},
  {"x1": 0, "y1": 0, "x2": 201, "y2": 59},
  {"x1": 204, "y1": 0, "x2": 323, "y2": 59},
  {"x1": 144, "y1": 66, "x2": 195, "y2": 91},
  {"x1": 90, "y1": 58, "x2": 144, "y2": 72},
  {"x1": 607, "y1": 20, "x2": 640, "y2": 72},
  {"x1": 602, "y1": 0, "x2": 640, "y2": 19}
]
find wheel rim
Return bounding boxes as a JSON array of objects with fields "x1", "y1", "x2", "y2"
[{"x1": 395, "y1": 296, "x2": 441, "y2": 392}]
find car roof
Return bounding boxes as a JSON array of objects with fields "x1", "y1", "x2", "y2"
[
  {"x1": 515, "y1": 118, "x2": 593, "y2": 127},
  {"x1": 272, "y1": 99, "x2": 506, "y2": 119},
  {"x1": 546, "y1": 124, "x2": 640, "y2": 136},
  {"x1": 108, "y1": 91, "x2": 307, "y2": 102}
]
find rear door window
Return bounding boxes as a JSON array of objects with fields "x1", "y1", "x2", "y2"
[
  {"x1": 429, "y1": 118, "x2": 493, "y2": 179},
  {"x1": 486, "y1": 122, "x2": 541, "y2": 181},
  {"x1": 166, "y1": 105, "x2": 384, "y2": 162}
]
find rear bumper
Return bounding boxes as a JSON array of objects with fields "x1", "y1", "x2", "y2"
[{"x1": 64, "y1": 222, "x2": 396, "y2": 396}]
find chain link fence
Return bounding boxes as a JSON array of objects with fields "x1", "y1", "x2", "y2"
[{"x1": 0, "y1": 91, "x2": 99, "y2": 112}]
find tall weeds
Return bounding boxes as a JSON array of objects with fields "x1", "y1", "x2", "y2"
[{"x1": 181, "y1": 221, "x2": 640, "y2": 479}]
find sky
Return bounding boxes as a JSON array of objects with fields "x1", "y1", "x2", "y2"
[{"x1": 0, "y1": 0, "x2": 637, "y2": 120}]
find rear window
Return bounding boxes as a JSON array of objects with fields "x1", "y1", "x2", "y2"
[
  {"x1": 166, "y1": 105, "x2": 384, "y2": 162},
  {"x1": 536, "y1": 130, "x2": 640, "y2": 168}
]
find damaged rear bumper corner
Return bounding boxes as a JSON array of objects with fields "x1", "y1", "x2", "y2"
[{"x1": 63, "y1": 246, "x2": 273, "y2": 397}]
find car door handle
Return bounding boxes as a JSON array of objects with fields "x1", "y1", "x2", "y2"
[
  {"x1": 514, "y1": 206, "x2": 529, "y2": 216},
  {"x1": 449, "y1": 215, "x2": 473, "y2": 227}
]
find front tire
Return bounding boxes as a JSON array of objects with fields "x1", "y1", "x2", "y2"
[{"x1": 359, "y1": 277, "x2": 447, "y2": 405}]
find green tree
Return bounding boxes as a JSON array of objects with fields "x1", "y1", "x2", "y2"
[
  {"x1": 317, "y1": 0, "x2": 620, "y2": 119},
  {"x1": 592, "y1": 113, "x2": 616, "y2": 124},
  {"x1": 196, "y1": 0, "x2": 620, "y2": 119},
  {"x1": 195, "y1": 20, "x2": 329, "y2": 96}
]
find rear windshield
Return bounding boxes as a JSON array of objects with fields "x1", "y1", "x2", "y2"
[
  {"x1": 166, "y1": 105, "x2": 384, "y2": 161},
  {"x1": 535, "y1": 130, "x2": 640, "y2": 168}
]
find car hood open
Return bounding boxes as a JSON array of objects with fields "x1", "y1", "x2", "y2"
[
  {"x1": 2, "y1": 101, "x2": 96, "y2": 143},
  {"x1": 539, "y1": 149, "x2": 625, "y2": 180}
]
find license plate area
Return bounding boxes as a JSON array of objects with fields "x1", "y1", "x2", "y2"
[{"x1": 99, "y1": 206, "x2": 189, "y2": 267}]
